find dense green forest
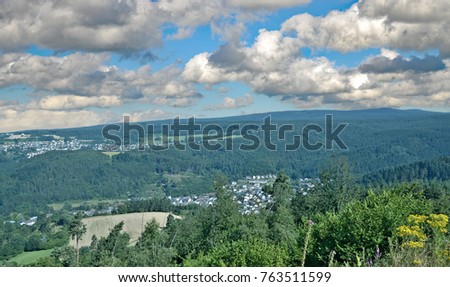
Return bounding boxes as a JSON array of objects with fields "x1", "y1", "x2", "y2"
[
  {"x1": 1, "y1": 109, "x2": 450, "y2": 215},
  {"x1": 362, "y1": 157, "x2": 450, "y2": 186}
]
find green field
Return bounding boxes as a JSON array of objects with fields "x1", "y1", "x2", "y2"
[{"x1": 9, "y1": 249, "x2": 54, "y2": 266}]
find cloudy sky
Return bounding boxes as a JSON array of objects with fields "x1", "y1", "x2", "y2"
[{"x1": 1, "y1": 0, "x2": 449, "y2": 132}]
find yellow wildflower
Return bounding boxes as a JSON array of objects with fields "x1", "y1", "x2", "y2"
[
  {"x1": 402, "y1": 241, "x2": 425, "y2": 249},
  {"x1": 426, "y1": 214, "x2": 448, "y2": 233},
  {"x1": 408, "y1": 215, "x2": 428, "y2": 225},
  {"x1": 397, "y1": 225, "x2": 427, "y2": 241}
]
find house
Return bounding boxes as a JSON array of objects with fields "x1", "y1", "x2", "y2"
[{"x1": 20, "y1": 216, "x2": 38, "y2": 226}]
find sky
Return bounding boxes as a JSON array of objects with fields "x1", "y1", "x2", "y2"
[{"x1": 0, "y1": 0, "x2": 449, "y2": 132}]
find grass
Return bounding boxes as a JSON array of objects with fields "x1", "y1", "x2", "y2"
[
  {"x1": 69, "y1": 212, "x2": 180, "y2": 247},
  {"x1": 9, "y1": 249, "x2": 54, "y2": 266}
]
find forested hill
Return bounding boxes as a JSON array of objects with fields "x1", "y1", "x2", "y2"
[
  {"x1": 0, "y1": 108, "x2": 449, "y2": 215},
  {"x1": 15, "y1": 108, "x2": 442, "y2": 139},
  {"x1": 362, "y1": 156, "x2": 450, "y2": 186}
]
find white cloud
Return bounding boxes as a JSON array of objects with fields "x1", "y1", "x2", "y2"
[
  {"x1": 37, "y1": 95, "x2": 122, "y2": 110},
  {"x1": 0, "y1": 52, "x2": 202, "y2": 109},
  {"x1": 124, "y1": 109, "x2": 170, "y2": 122},
  {"x1": 183, "y1": 30, "x2": 347, "y2": 96},
  {"x1": 281, "y1": 0, "x2": 450, "y2": 56},
  {"x1": 205, "y1": 94, "x2": 254, "y2": 110},
  {"x1": 183, "y1": 29, "x2": 450, "y2": 110},
  {"x1": 0, "y1": 0, "x2": 161, "y2": 53},
  {"x1": 0, "y1": 106, "x2": 109, "y2": 132},
  {"x1": 0, "y1": 0, "x2": 311, "y2": 53}
]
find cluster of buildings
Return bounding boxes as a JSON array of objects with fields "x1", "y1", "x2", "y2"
[
  {"x1": 230, "y1": 175, "x2": 275, "y2": 214},
  {"x1": 297, "y1": 177, "x2": 320, "y2": 194},
  {"x1": 170, "y1": 175, "x2": 277, "y2": 214},
  {"x1": 169, "y1": 193, "x2": 216, "y2": 207},
  {"x1": 3, "y1": 216, "x2": 38, "y2": 227},
  {"x1": 169, "y1": 175, "x2": 321, "y2": 215},
  {"x1": 0, "y1": 134, "x2": 95, "y2": 158},
  {"x1": 79, "y1": 206, "x2": 115, "y2": 217}
]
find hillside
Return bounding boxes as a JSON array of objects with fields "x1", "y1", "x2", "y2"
[
  {"x1": 0, "y1": 108, "x2": 449, "y2": 215},
  {"x1": 362, "y1": 156, "x2": 450, "y2": 186}
]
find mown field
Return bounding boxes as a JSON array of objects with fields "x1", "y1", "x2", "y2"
[{"x1": 69, "y1": 212, "x2": 179, "y2": 247}]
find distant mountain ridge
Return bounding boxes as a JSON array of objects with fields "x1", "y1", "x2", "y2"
[{"x1": 6, "y1": 108, "x2": 446, "y2": 136}]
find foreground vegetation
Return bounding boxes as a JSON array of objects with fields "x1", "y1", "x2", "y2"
[{"x1": 2, "y1": 165, "x2": 448, "y2": 267}]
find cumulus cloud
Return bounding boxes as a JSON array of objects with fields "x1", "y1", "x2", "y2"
[
  {"x1": 0, "y1": 0, "x2": 312, "y2": 53},
  {"x1": 183, "y1": 28, "x2": 450, "y2": 110},
  {"x1": 205, "y1": 94, "x2": 254, "y2": 110},
  {"x1": 0, "y1": 0, "x2": 161, "y2": 53},
  {"x1": 0, "y1": 52, "x2": 202, "y2": 109},
  {"x1": 37, "y1": 95, "x2": 122, "y2": 110},
  {"x1": 183, "y1": 30, "x2": 347, "y2": 96},
  {"x1": 281, "y1": 0, "x2": 450, "y2": 56}
]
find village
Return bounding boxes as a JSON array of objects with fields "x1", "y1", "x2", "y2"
[
  {"x1": 170, "y1": 174, "x2": 319, "y2": 214},
  {"x1": 0, "y1": 133, "x2": 105, "y2": 158}
]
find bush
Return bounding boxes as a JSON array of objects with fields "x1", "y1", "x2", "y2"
[{"x1": 309, "y1": 186, "x2": 432, "y2": 266}]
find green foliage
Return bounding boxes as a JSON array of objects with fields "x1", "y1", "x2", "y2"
[
  {"x1": 266, "y1": 172, "x2": 297, "y2": 247},
  {"x1": 51, "y1": 246, "x2": 77, "y2": 267},
  {"x1": 309, "y1": 187, "x2": 432, "y2": 266},
  {"x1": 363, "y1": 157, "x2": 450, "y2": 186},
  {"x1": 128, "y1": 219, "x2": 174, "y2": 267},
  {"x1": 384, "y1": 214, "x2": 450, "y2": 267},
  {"x1": 292, "y1": 157, "x2": 362, "y2": 219},
  {"x1": 184, "y1": 238, "x2": 290, "y2": 267},
  {"x1": 27, "y1": 180, "x2": 447, "y2": 267},
  {"x1": 0, "y1": 211, "x2": 70, "y2": 261},
  {"x1": 84, "y1": 221, "x2": 130, "y2": 267}
]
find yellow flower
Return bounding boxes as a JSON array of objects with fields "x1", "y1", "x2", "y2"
[
  {"x1": 402, "y1": 241, "x2": 425, "y2": 249},
  {"x1": 397, "y1": 225, "x2": 427, "y2": 241},
  {"x1": 426, "y1": 214, "x2": 448, "y2": 233},
  {"x1": 408, "y1": 215, "x2": 428, "y2": 225}
]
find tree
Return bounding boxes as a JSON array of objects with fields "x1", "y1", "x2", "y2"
[
  {"x1": 203, "y1": 174, "x2": 242, "y2": 249},
  {"x1": 310, "y1": 186, "x2": 432, "y2": 266},
  {"x1": 292, "y1": 157, "x2": 360, "y2": 220},
  {"x1": 265, "y1": 172, "x2": 298, "y2": 262},
  {"x1": 89, "y1": 221, "x2": 130, "y2": 266},
  {"x1": 128, "y1": 219, "x2": 173, "y2": 266},
  {"x1": 68, "y1": 212, "x2": 86, "y2": 267},
  {"x1": 184, "y1": 238, "x2": 289, "y2": 267}
]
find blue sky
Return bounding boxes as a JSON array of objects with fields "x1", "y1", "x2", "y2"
[{"x1": 0, "y1": 0, "x2": 449, "y2": 131}]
